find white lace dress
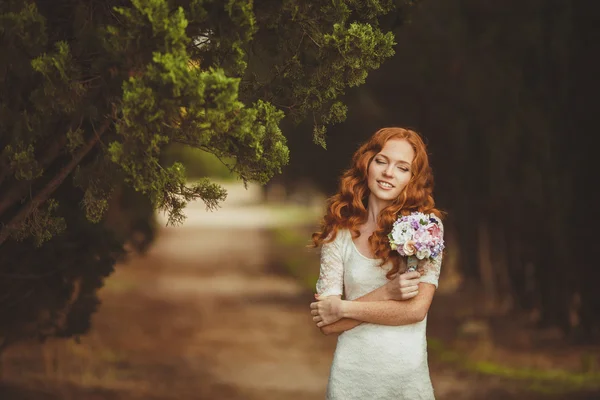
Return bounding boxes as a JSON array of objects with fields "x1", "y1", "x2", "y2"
[{"x1": 316, "y1": 227, "x2": 443, "y2": 400}]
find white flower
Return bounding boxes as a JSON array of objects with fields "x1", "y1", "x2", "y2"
[
  {"x1": 416, "y1": 247, "x2": 431, "y2": 260},
  {"x1": 391, "y1": 224, "x2": 414, "y2": 245}
]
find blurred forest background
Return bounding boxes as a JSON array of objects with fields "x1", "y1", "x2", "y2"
[
  {"x1": 1, "y1": 0, "x2": 599, "y2": 399},
  {"x1": 284, "y1": 0, "x2": 599, "y2": 343}
]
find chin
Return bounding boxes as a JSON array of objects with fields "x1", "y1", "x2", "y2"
[
  {"x1": 380, "y1": 195, "x2": 399, "y2": 203},
  {"x1": 368, "y1": 182, "x2": 402, "y2": 203},
  {"x1": 371, "y1": 190, "x2": 400, "y2": 203}
]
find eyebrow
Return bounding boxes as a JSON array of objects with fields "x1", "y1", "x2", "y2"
[{"x1": 377, "y1": 153, "x2": 411, "y2": 165}]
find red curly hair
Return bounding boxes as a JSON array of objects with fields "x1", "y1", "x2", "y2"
[{"x1": 311, "y1": 127, "x2": 444, "y2": 278}]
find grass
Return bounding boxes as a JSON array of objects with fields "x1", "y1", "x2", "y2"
[
  {"x1": 428, "y1": 338, "x2": 600, "y2": 394},
  {"x1": 270, "y1": 226, "x2": 320, "y2": 290}
]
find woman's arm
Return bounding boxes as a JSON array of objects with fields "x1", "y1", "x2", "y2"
[
  {"x1": 313, "y1": 271, "x2": 425, "y2": 335},
  {"x1": 316, "y1": 218, "x2": 444, "y2": 334},
  {"x1": 340, "y1": 283, "x2": 435, "y2": 325},
  {"x1": 313, "y1": 282, "x2": 436, "y2": 333},
  {"x1": 317, "y1": 283, "x2": 392, "y2": 335}
]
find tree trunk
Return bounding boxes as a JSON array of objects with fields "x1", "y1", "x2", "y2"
[
  {"x1": 491, "y1": 223, "x2": 513, "y2": 313},
  {"x1": 570, "y1": 0, "x2": 600, "y2": 340},
  {"x1": 477, "y1": 219, "x2": 497, "y2": 312}
]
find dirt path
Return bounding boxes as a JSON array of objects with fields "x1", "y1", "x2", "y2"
[
  {"x1": 1, "y1": 186, "x2": 337, "y2": 400},
  {"x1": 94, "y1": 190, "x2": 339, "y2": 399},
  {"x1": 117, "y1": 231, "x2": 334, "y2": 399}
]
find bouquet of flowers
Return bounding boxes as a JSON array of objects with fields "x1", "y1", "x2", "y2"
[{"x1": 388, "y1": 212, "x2": 445, "y2": 272}]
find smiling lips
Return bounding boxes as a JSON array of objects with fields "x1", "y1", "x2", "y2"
[{"x1": 377, "y1": 180, "x2": 395, "y2": 189}]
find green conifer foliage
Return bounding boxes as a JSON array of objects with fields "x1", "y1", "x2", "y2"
[{"x1": 0, "y1": 0, "x2": 406, "y2": 346}]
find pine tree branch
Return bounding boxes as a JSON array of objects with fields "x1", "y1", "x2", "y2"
[
  {"x1": 0, "y1": 135, "x2": 68, "y2": 218},
  {"x1": 0, "y1": 119, "x2": 112, "y2": 247}
]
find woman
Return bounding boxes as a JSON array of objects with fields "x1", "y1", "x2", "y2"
[{"x1": 310, "y1": 127, "x2": 444, "y2": 399}]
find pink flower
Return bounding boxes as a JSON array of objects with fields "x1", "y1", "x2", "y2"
[
  {"x1": 414, "y1": 229, "x2": 432, "y2": 243},
  {"x1": 427, "y1": 223, "x2": 441, "y2": 240}
]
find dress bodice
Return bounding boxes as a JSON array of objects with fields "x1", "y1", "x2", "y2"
[{"x1": 316, "y1": 226, "x2": 442, "y2": 301}]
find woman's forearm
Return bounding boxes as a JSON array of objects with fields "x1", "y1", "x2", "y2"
[
  {"x1": 320, "y1": 318, "x2": 361, "y2": 335},
  {"x1": 340, "y1": 299, "x2": 422, "y2": 326},
  {"x1": 340, "y1": 284, "x2": 435, "y2": 326},
  {"x1": 319, "y1": 283, "x2": 395, "y2": 335}
]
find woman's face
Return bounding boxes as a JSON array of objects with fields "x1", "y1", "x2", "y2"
[{"x1": 367, "y1": 138, "x2": 415, "y2": 205}]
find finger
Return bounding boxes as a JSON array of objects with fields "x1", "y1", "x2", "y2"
[
  {"x1": 313, "y1": 316, "x2": 322, "y2": 322},
  {"x1": 400, "y1": 271, "x2": 420, "y2": 279},
  {"x1": 400, "y1": 270, "x2": 419, "y2": 278},
  {"x1": 314, "y1": 293, "x2": 320, "y2": 300},
  {"x1": 402, "y1": 276, "x2": 421, "y2": 284},
  {"x1": 316, "y1": 321, "x2": 325, "y2": 327},
  {"x1": 408, "y1": 286, "x2": 420, "y2": 294},
  {"x1": 399, "y1": 273, "x2": 420, "y2": 281},
  {"x1": 401, "y1": 288, "x2": 419, "y2": 297},
  {"x1": 400, "y1": 279, "x2": 420, "y2": 288},
  {"x1": 310, "y1": 302, "x2": 318, "y2": 309},
  {"x1": 401, "y1": 285, "x2": 419, "y2": 293},
  {"x1": 311, "y1": 309, "x2": 319, "y2": 316}
]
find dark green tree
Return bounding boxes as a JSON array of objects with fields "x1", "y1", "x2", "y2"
[{"x1": 0, "y1": 0, "x2": 410, "y2": 348}]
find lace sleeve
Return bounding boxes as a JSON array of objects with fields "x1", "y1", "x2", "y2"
[
  {"x1": 420, "y1": 217, "x2": 444, "y2": 289},
  {"x1": 315, "y1": 232, "x2": 344, "y2": 297}
]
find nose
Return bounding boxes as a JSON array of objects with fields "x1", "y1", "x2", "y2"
[{"x1": 383, "y1": 164, "x2": 394, "y2": 177}]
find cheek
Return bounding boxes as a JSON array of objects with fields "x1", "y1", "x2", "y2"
[
  {"x1": 367, "y1": 164, "x2": 378, "y2": 180},
  {"x1": 396, "y1": 174, "x2": 411, "y2": 189}
]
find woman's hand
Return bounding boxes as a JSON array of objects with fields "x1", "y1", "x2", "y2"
[
  {"x1": 385, "y1": 270, "x2": 421, "y2": 300},
  {"x1": 310, "y1": 295, "x2": 344, "y2": 327}
]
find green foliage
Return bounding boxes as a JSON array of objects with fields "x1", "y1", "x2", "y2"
[
  {"x1": 11, "y1": 198, "x2": 67, "y2": 246},
  {"x1": 6, "y1": 143, "x2": 42, "y2": 180},
  {"x1": 66, "y1": 127, "x2": 84, "y2": 152},
  {"x1": 161, "y1": 143, "x2": 236, "y2": 180},
  {"x1": 236, "y1": 0, "x2": 399, "y2": 145},
  {"x1": 0, "y1": 0, "x2": 407, "y2": 345},
  {"x1": 30, "y1": 41, "x2": 88, "y2": 121}
]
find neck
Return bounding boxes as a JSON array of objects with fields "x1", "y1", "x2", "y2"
[{"x1": 365, "y1": 193, "x2": 392, "y2": 226}]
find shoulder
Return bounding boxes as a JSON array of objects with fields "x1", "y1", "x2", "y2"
[
  {"x1": 324, "y1": 228, "x2": 350, "y2": 244},
  {"x1": 332, "y1": 229, "x2": 352, "y2": 251},
  {"x1": 322, "y1": 228, "x2": 351, "y2": 256}
]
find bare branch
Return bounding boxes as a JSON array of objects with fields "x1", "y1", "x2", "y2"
[{"x1": 0, "y1": 135, "x2": 68, "y2": 218}]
